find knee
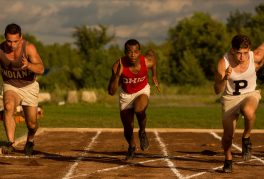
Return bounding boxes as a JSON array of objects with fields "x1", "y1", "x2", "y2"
[
  {"x1": 135, "y1": 110, "x2": 146, "y2": 119},
  {"x1": 28, "y1": 122, "x2": 38, "y2": 135},
  {"x1": 27, "y1": 120, "x2": 38, "y2": 131},
  {"x1": 124, "y1": 126, "x2": 133, "y2": 135},
  {"x1": 4, "y1": 103, "x2": 15, "y2": 113},
  {"x1": 122, "y1": 119, "x2": 134, "y2": 131},
  {"x1": 134, "y1": 106, "x2": 146, "y2": 113},
  {"x1": 242, "y1": 108, "x2": 256, "y2": 120},
  {"x1": 222, "y1": 135, "x2": 233, "y2": 147}
]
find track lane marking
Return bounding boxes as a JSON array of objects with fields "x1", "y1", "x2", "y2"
[
  {"x1": 181, "y1": 131, "x2": 264, "y2": 179},
  {"x1": 62, "y1": 131, "x2": 101, "y2": 179},
  {"x1": 70, "y1": 158, "x2": 166, "y2": 178},
  {"x1": 154, "y1": 130, "x2": 184, "y2": 178},
  {"x1": 210, "y1": 131, "x2": 264, "y2": 164}
]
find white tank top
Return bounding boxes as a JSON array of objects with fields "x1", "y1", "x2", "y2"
[{"x1": 224, "y1": 51, "x2": 256, "y2": 95}]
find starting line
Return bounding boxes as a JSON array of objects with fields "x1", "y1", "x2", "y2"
[{"x1": 1, "y1": 128, "x2": 264, "y2": 179}]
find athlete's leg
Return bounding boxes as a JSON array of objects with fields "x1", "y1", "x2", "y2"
[
  {"x1": 240, "y1": 96, "x2": 259, "y2": 160},
  {"x1": 120, "y1": 108, "x2": 135, "y2": 148},
  {"x1": 23, "y1": 106, "x2": 38, "y2": 142},
  {"x1": 134, "y1": 94, "x2": 149, "y2": 150},
  {"x1": 222, "y1": 114, "x2": 239, "y2": 161},
  {"x1": 22, "y1": 105, "x2": 38, "y2": 155},
  {"x1": 240, "y1": 96, "x2": 259, "y2": 138},
  {"x1": 3, "y1": 90, "x2": 21, "y2": 143},
  {"x1": 134, "y1": 94, "x2": 149, "y2": 131}
]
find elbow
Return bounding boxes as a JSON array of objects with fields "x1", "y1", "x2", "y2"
[
  {"x1": 108, "y1": 87, "x2": 116, "y2": 96},
  {"x1": 214, "y1": 89, "x2": 220, "y2": 95},
  {"x1": 108, "y1": 90, "x2": 113, "y2": 96},
  {"x1": 108, "y1": 90, "x2": 115, "y2": 96},
  {"x1": 39, "y1": 67, "x2": 45, "y2": 75},
  {"x1": 36, "y1": 65, "x2": 45, "y2": 75},
  {"x1": 214, "y1": 85, "x2": 222, "y2": 95}
]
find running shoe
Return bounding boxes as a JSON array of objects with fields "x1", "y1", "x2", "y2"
[
  {"x1": 222, "y1": 160, "x2": 232, "y2": 173},
  {"x1": 1, "y1": 142, "x2": 15, "y2": 154},
  {"x1": 24, "y1": 141, "x2": 34, "y2": 156},
  {"x1": 125, "y1": 146, "x2": 136, "y2": 160},
  {"x1": 138, "y1": 130, "x2": 149, "y2": 151},
  {"x1": 242, "y1": 137, "x2": 252, "y2": 161}
]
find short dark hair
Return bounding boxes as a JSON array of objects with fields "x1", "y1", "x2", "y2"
[
  {"x1": 4, "y1": 23, "x2": 22, "y2": 37},
  {"x1": 124, "y1": 39, "x2": 140, "y2": 53},
  {"x1": 231, "y1": 34, "x2": 251, "y2": 50}
]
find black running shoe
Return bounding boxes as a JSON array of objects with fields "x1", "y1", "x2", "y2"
[
  {"x1": 222, "y1": 160, "x2": 232, "y2": 173},
  {"x1": 125, "y1": 146, "x2": 136, "y2": 160},
  {"x1": 242, "y1": 137, "x2": 252, "y2": 161},
  {"x1": 2, "y1": 142, "x2": 15, "y2": 154},
  {"x1": 24, "y1": 141, "x2": 34, "y2": 156},
  {"x1": 138, "y1": 130, "x2": 149, "y2": 151}
]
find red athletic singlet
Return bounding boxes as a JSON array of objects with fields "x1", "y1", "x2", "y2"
[{"x1": 120, "y1": 55, "x2": 148, "y2": 94}]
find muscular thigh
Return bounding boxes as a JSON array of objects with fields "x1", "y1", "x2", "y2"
[
  {"x1": 241, "y1": 96, "x2": 259, "y2": 114},
  {"x1": 134, "y1": 94, "x2": 149, "y2": 112},
  {"x1": 3, "y1": 90, "x2": 21, "y2": 110}
]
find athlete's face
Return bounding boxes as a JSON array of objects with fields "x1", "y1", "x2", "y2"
[
  {"x1": 125, "y1": 44, "x2": 141, "y2": 64},
  {"x1": 232, "y1": 47, "x2": 250, "y2": 64},
  {"x1": 5, "y1": 33, "x2": 22, "y2": 51}
]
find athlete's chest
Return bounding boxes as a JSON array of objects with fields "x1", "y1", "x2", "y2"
[
  {"x1": 5, "y1": 48, "x2": 23, "y2": 61},
  {"x1": 129, "y1": 64, "x2": 141, "y2": 74},
  {"x1": 233, "y1": 61, "x2": 250, "y2": 74}
]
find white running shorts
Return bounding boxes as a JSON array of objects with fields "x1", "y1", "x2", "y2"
[
  {"x1": 3, "y1": 81, "x2": 39, "y2": 107},
  {"x1": 119, "y1": 83, "x2": 150, "y2": 111}
]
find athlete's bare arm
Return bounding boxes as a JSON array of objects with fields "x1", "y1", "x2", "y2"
[
  {"x1": 214, "y1": 58, "x2": 232, "y2": 95},
  {"x1": 254, "y1": 43, "x2": 264, "y2": 71},
  {"x1": 108, "y1": 59, "x2": 123, "y2": 96},
  {"x1": 145, "y1": 49, "x2": 160, "y2": 92},
  {"x1": 22, "y1": 42, "x2": 44, "y2": 75}
]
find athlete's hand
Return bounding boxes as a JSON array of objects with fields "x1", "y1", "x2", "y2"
[
  {"x1": 152, "y1": 76, "x2": 161, "y2": 93},
  {"x1": 116, "y1": 59, "x2": 123, "y2": 76},
  {"x1": 224, "y1": 65, "x2": 232, "y2": 80},
  {"x1": 21, "y1": 54, "x2": 31, "y2": 70}
]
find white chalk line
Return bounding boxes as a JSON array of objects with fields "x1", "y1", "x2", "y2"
[
  {"x1": 69, "y1": 154, "x2": 193, "y2": 178},
  {"x1": 70, "y1": 130, "x2": 188, "y2": 179},
  {"x1": 178, "y1": 131, "x2": 264, "y2": 179},
  {"x1": 69, "y1": 158, "x2": 166, "y2": 178},
  {"x1": 62, "y1": 131, "x2": 101, "y2": 179},
  {"x1": 2, "y1": 129, "x2": 263, "y2": 178},
  {"x1": 0, "y1": 154, "x2": 121, "y2": 159},
  {"x1": 210, "y1": 131, "x2": 264, "y2": 164},
  {"x1": 154, "y1": 130, "x2": 184, "y2": 178}
]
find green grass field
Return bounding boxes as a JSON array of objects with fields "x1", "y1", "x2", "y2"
[{"x1": 1, "y1": 94, "x2": 264, "y2": 142}]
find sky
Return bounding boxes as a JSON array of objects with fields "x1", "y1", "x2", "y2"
[{"x1": 0, "y1": 0, "x2": 262, "y2": 46}]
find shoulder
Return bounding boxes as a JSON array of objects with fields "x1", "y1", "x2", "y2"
[
  {"x1": 217, "y1": 52, "x2": 229, "y2": 66},
  {"x1": 144, "y1": 49, "x2": 156, "y2": 67},
  {"x1": 25, "y1": 41, "x2": 36, "y2": 49},
  {"x1": 0, "y1": 42, "x2": 4, "y2": 49},
  {"x1": 25, "y1": 41, "x2": 38, "y2": 54},
  {"x1": 0, "y1": 41, "x2": 6, "y2": 52},
  {"x1": 253, "y1": 43, "x2": 264, "y2": 62},
  {"x1": 144, "y1": 49, "x2": 156, "y2": 61},
  {"x1": 216, "y1": 57, "x2": 227, "y2": 71}
]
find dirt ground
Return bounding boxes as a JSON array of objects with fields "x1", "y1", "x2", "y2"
[{"x1": 0, "y1": 128, "x2": 263, "y2": 179}]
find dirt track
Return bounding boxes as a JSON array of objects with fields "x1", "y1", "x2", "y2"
[{"x1": 0, "y1": 128, "x2": 263, "y2": 179}]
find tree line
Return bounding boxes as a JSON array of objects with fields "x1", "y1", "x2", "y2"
[{"x1": 1, "y1": 3, "x2": 264, "y2": 92}]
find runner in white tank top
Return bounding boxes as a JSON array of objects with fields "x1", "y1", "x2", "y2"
[
  {"x1": 224, "y1": 51, "x2": 256, "y2": 95},
  {"x1": 214, "y1": 34, "x2": 264, "y2": 173}
]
